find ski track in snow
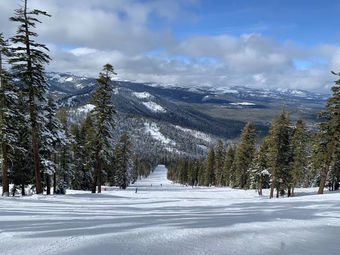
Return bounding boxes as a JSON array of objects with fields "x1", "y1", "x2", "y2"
[{"x1": 0, "y1": 165, "x2": 340, "y2": 255}]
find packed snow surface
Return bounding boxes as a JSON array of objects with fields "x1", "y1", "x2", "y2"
[{"x1": 1, "y1": 165, "x2": 340, "y2": 255}]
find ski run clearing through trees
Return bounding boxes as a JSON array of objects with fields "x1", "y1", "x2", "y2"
[{"x1": 0, "y1": 165, "x2": 340, "y2": 255}]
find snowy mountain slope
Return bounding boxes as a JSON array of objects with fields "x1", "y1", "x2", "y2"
[
  {"x1": 68, "y1": 105, "x2": 214, "y2": 157},
  {"x1": 47, "y1": 72, "x2": 327, "y2": 144},
  {"x1": 1, "y1": 165, "x2": 339, "y2": 255}
]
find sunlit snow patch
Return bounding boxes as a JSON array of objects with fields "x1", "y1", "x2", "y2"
[
  {"x1": 76, "y1": 84, "x2": 84, "y2": 89},
  {"x1": 75, "y1": 104, "x2": 95, "y2": 114},
  {"x1": 175, "y1": 125, "x2": 212, "y2": 142},
  {"x1": 230, "y1": 102, "x2": 256, "y2": 106},
  {"x1": 144, "y1": 122, "x2": 175, "y2": 146},
  {"x1": 133, "y1": 92, "x2": 152, "y2": 99},
  {"x1": 142, "y1": 101, "x2": 166, "y2": 113}
]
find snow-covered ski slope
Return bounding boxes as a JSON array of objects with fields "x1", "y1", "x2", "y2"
[{"x1": 0, "y1": 165, "x2": 340, "y2": 255}]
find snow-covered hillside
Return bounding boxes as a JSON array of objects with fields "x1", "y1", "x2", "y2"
[
  {"x1": 144, "y1": 122, "x2": 176, "y2": 146},
  {"x1": 0, "y1": 165, "x2": 339, "y2": 255}
]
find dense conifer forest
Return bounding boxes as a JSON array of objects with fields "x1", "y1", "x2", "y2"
[{"x1": 0, "y1": 0, "x2": 339, "y2": 198}]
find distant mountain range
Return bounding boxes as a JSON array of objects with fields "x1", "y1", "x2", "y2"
[{"x1": 47, "y1": 72, "x2": 328, "y2": 156}]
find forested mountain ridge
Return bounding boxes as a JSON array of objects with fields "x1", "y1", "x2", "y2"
[{"x1": 48, "y1": 72, "x2": 327, "y2": 145}]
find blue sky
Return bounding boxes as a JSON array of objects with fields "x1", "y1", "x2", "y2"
[
  {"x1": 1, "y1": 0, "x2": 339, "y2": 91},
  {"x1": 166, "y1": 0, "x2": 339, "y2": 45}
]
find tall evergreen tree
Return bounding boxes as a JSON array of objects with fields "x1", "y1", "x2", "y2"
[
  {"x1": 0, "y1": 33, "x2": 17, "y2": 196},
  {"x1": 234, "y1": 122, "x2": 256, "y2": 189},
  {"x1": 316, "y1": 71, "x2": 340, "y2": 194},
  {"x1": 91, "y1": 64, "x2": 116, "y2": 193},
  {"x1": 56, "y1": 108, "x2": 73, "y2": 192},
  {"x1": 223, "y1": 145, "x2": 235, "y2": 186},
  {"x1": 115, "y1": 132, "x2": 132, "y2": 189},
  {"x1": 40, "y1": 96, "x2": 65, "y2": 194},
  {"x1": 71, "y1": 123, "x2": 92, "y2": 190},
  {"x1": 250, "y1": 137, "x2": 270, "y2": 195},
  {"x1": 229, "y1": 146, "x2": 239, "y2": 187},
  {"x1": 78, "y1": 113, "x2": 96, "y2": 190},
  {"x1": 290, "y1": 120, "x2": 308, "y2": 196},
  {"x1": 179, "y1": 160, "x2": 188, "y2": 184},
  {"x1": 205, "y1": 148, "x2": 215, "y2": 186},
  {"x1": 268, "y1": 108, "x2": 291, "y2": 198},
  {"x1": 215, "y1": 140, "x2": 226, "y2": 186},
  {"x1": 9, "y1": 0, "x2": 51, "y2": 194},
  {"x1": 198, "y1": 160, "x2": 206, "y2": 186}
]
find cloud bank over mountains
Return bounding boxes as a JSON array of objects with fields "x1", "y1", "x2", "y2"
[{"x1": 1, "y1": 0, "x2": 338, "y2": 91}]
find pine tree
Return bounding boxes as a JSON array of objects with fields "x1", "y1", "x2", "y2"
[
  {"x1": 215, "y1": 140, "x2": 226, "y2": 186},
  {"x1": 179, "y1": 160, "x2": 188, "y2": 184},
  {"x1": 223, "y1": 145, "x2": 236, "y2": 186},
  {"x1": 205, "y1": 148, "x2": 215, "y2": 186},
  {"x1": 290, "y1": 120, "x2": 308, "y2": 196},
  {"x1": 268, "y1": 108, "x2": 291, "y2": 198},
  {"x1": 198, "y1": 160, "x2": 206, "y2": 186},
  {"x1": 9, "y1": 0, "x2": 51, "y2": 194},
  {"x1": 230, "y1": 146, "x2": 239, "y2": 187},
  {"x1": 234, "y1": 122, "x2": 256, "y2": 189},
  {"x1": 91, "y1": 64, "x2": 116, "y2": 193},
  {"x1": 56, "y1": 108, "x2": 73, "y2": 192},
  {"x1": 11, "y1": 92, "x2": 34, "y2": 196},
  {"x1": 250, "y1": 137, "x2": 270, "y2": 195},
  {"x1": 115, "y1": 132, "x2": 132, "y2": 189},
  {"x1": 71, "y1": 123, "x2": 92, "y2": 190},
  {"x1": 40, "y1": 96, "x2": 65, "y2": 195},
  {"x1": 187, "y1": 160, "x2": 198, "y2": 186},
  {"x1": 316, "y1": 71, "x2": 340, "y2": 194},
  {"x1": 0, "y1": 33, "x2": 17, "y2": 196},
  {"x1": 330, "y1": 152, "x2": 340, "y2": 190},
  {"x1": 79, "y1": 113, "x2": 96, "y2": 190}
]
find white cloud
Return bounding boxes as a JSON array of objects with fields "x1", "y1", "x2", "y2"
[
  {"x1": 70, "y1": 48, "x2": 97, "y2": 56},
  {"x1": 0, "y1": 0, "x2": 338, "y2": 92}
]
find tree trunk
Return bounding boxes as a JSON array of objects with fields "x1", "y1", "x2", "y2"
[
  {"x1": 0, "y1": 51, "x2": 9, "y2": 197},
  {"x1": 288, "y1": 187, "x2": 291, "y2": 197},
  {"x1": 98, "y1": 159, "x2": 102, "y2": 193},
  {"x1": 276, "y1": 188, "x2": 279, "y2": 198},
  {"x1": 21, "y1": 184, "x2": 25, "y2": 196},
  {"x1": 270, "y1": 175, "x2": 276, "y2": 198},
  {"x1": 23, "y1": 0, "x2": 42, "y2": 195},
  {"x1": 258, "y1": 185, "x2": 262, "y2": 196},
  {"x1": 46, "y1": 174, "x2": 50, "y2": 195},
  {"x1": 91, "y1": 167, "x2": 98, "y2": 193},
  {"x1": 53, "y1": 173, "x2": 56, "y2": 194},
  {"x1": 1, "y1": 142, "x2": 9, "y2": 196},
  {"x1": 32, "y1": 130, "x2": 43, "y2": 194},
  {"x1": 318, "y1": 161, "x2": 331, "y2": 194},
  {"x1": 291, "y1": 184, "x2": 295, "y2": 197},
  {"x1": 92, "y1": 140, "x2": 103, "y2": 193},
  {"x1": 335, "y1": 179, "x2": 339, "y2": 191}
]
